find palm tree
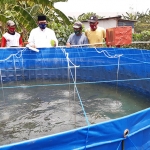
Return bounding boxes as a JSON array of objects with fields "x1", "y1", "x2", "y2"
[
  {"x1": 122, "y1": 9, "x2": 150, "y2": 33},
  {"x1": 122, "y1": 12, "x2": 139, "y2": 20}
]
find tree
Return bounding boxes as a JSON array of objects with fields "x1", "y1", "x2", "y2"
[
  {"x1": 122, "y1": 9, "x2": 150, "y2": 33},
  {"x1": 0, "y1": 0, "x2": 71, "y2": 43},
  {"x1": 122, "y1": 12, "x2": 139, "y2": 20},
  {"x1": 134, "y1": 9, "x2": 150, "y2": 33},
  {"x1": 77, "y1": 12, "x2": 104, "y2": 21}
]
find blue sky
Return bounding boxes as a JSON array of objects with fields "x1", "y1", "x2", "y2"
[{"x1": 55, "y1": 0, "x2": 149, "y2": 18}]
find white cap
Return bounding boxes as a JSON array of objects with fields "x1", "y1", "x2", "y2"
[{"x1": 7, "y1": 20, "x2": 15, "y2": 26}]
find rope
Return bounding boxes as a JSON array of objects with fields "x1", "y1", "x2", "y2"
[
  {"x1": 0, "y1": 41, "x2": 149, "y2": 50},
  {"x1": 0, "y1": 47, "x2": 27, "y2": 62},
  {"x1": 57, "y1": 41, "x2": 150, "y2": 48},
  {"x1": 61, "y1": 47, "x2": 90, "y2": 125},
  {"x1": 0, "y1": 46, "x2": 150, "y2": 149},
  {"x1": 61, "y1": 47, "x2": 90, "y2": 149},
  {"x1": 1, "y1": 76, "x2": 150, "y2": 89},
  {"x1": 69, "y1": 69, "x2": 90, "y2": 126},
  {"x1": 128, "y1": 137, "x2": 138, "y2": 150},
  {"x1": 0, "y1": 48, "x2": 27, "y2": 105},
  {"x1": 116, "y1": 141, "x2": 122, "y2": 150},
  {"x1": 94, "y1": 47, "x2": 123, "y2": 81},
  {"x1": 0, "y1": 69, "x2": 5, "y2": 104}
]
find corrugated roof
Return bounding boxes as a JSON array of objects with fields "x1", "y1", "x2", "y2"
[{"x1": 81, "y1": 15, "x2": 137, "y2": 22}]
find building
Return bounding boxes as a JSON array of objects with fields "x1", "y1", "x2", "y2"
[{"x1": 82, "y1": 15, "x2": 137, "y2": 33}]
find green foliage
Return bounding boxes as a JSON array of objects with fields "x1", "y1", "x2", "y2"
[
  {"x1": 132, "y1": 31, "x2": 150, "y2": 50},
  {"x1": 51, "y1": 0, "x2": 68, "y2": 2},
  {"x1": 78, "y1": 12, "x2": 103, "y2": 21},
  {"x1": 122, "y1": 9, "x2": 150, "y2": 33},
  {"x1": 122, "y1": 9, "x2": 150, "y2": 50},
  {"x1": 0, "y1": 1, "x2": 150, "y2": 47},
  {"x1": 122, "y1": 12, "x2": 139, "y2": 20},
  {"x1": 123, "y1": 31, "x2": 150, "y2": 50},
  {"x1": 133, "y1": 31, "x2": 150, "y2": 41},
  {"x1": 49, "y1": 22, "x2": 73, "y2": 46},
  {"x1": 0, "y1": 0, "x2": 71, "y2": 42}
]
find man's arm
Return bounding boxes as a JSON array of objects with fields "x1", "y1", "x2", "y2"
[
  {"x1": 66, "y1": 42, "x2": 71, "y2": 47},
  {"x1": 28, "y1": 29, "x2": 36, "y2": 48},
  {"x1": 103, "y1": 29, "x2": 106, "y2": 42},
  {"x1": 19, "y1": 36, "x2": 23, "y2": 47},
  {"x1": 103, "y1": 29, "x2": 108, "y2": 46},
  {"x1": 66, "y1": 34, "x2": 72, "y2": 47},
  {"x1": 84, "y1": 35, "x2": 89, "y2": 44},
  {"x1": 51, "y1": 30, "x2": 58, "y2": 47},
  {"x1": 1, "y1": 36, "x2": 6, "y2": 47}
]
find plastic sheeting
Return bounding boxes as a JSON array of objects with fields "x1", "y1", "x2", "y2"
[
  {"x1": 0, "y1": 47, "x2": 150, "y2": 150},
  {"x1": 0, "y1": 108, "x2": 150, "y2": 150}
]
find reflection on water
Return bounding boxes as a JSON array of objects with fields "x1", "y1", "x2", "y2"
[{"x1": 0, "y1": 80, "x2": 150, "y2": 145}]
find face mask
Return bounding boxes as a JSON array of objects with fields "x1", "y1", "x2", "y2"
[
  {"x1": 39, "y1": 24, "x2": 47, "y2": 29},
  {"x1": 74, "y1": 30, "x2": 80, "y2": 35},
  {"x1": 90, "y1": 24, "x2": 97, "y2": 30},
  {"x1": 8, "y1": 27, "x2": 15, "y2": 33}
]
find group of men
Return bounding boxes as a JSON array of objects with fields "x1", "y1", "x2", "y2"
[
  {"x1": 67, "y1": 15, "x2": 106, "y2": 47},
  {"x1": 0, "y1": 15, "x2": 106, "y2": 48}
]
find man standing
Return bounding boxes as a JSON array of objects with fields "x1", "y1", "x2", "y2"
[
  {"x1": 28, "y1": 15, "x2": 58, "y2": 48},
  {"x1": 1, "y1": 20, "x2": 23, "y2": 47},
  {"x1": 66, "y1": 21, "x2": 88, "y2": 47},
  {"x1": 85, "y1": 15, "x2": 106, "y2": 47}
]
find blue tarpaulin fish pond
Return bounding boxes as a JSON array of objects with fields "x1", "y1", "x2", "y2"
[{"x1": 0, "y1": 47, "x2": 150, "y2": 150}]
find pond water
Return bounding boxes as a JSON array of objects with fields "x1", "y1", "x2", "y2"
[{"x1": 0, "y1": 80, "x2": 150, "y2": 146}]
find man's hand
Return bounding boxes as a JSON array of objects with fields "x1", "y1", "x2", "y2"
[
  {"x1": 66, "y1": 43, "x2": 71, "y2": 47},
  {"x1": 51, "y1": 40, "x2": 56, "y2": 47},
  {"x1": 31, "y1": 45, "x2": 36, "y2": 48}
]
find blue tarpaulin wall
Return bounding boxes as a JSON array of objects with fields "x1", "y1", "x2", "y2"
[{"x1": 0, "y1": 47, "x2": 150, "y2": 150}]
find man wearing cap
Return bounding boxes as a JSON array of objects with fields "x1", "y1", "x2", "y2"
[
  {"x1": 1, "y1": 20, "x2": 23, "y2": 47},
  {"x1": 85, "y1": 15, "x2": 106, "y2": 47},
  {"x1": 28, "y1": 15, "x2": 58, "y2": 48},
  {"x1": 66, "y1": 21, "x2": 88, "y2": 47}
]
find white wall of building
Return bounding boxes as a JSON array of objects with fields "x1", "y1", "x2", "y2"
[
  {"x1": 83, "y1": 19, "x2": 117, "y2": 30},
  {"x1": 98, "y1": 19, "x2": 117, "y2": 29},
  {"x1": 82, "y1": 19, "x2": 135, "y2": 33},
  {"x1": 83, "y1": 22, "x2": 90, "y2": 30}
]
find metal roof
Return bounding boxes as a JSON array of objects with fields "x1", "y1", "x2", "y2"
[{"x1": 81, "y1": 15, "x2": 137, "y2": 22}]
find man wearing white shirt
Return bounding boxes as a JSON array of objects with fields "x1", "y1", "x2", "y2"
[
  {"x1": 1, "y1": 20, "x2": 23, "y2": 47},
  {"x1": 28, "y1": 15, "x2": 58, "y2": 48}
]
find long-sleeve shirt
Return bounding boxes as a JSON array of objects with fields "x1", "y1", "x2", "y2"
[{"x1": 28, "y1": 27, "x2": 58, "y2": 48}]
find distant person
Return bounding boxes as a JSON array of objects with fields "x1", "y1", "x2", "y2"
[
  {"x1": 85, "y1": 15, "x2": 106, "y2": 47},
  {"x1": 66, "y1": 21, "x2": 88, "y2": 47},
  {"x1": 1, "y1": 20, "x2": 23, "y2": 47},
  {"x1": 28, "y1": 15, "x2": 58, "y2": 48}
]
